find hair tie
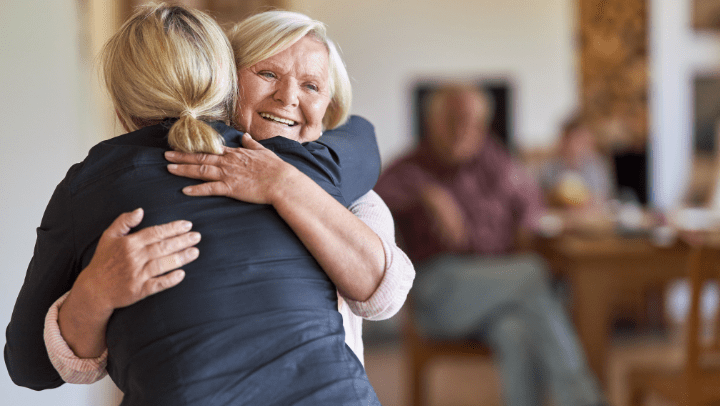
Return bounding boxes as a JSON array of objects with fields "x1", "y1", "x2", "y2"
[{"x1": 181, "y1": 110, "x2": 197, "y2": 119}]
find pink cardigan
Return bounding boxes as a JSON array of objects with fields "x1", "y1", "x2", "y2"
[{"x1": 44, "y1": 190, "x2": 415, "y2": 383}]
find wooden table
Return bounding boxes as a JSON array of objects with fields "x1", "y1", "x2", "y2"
[{"x1": 537, "y1": 234, "x2": 689, "y2": 385}]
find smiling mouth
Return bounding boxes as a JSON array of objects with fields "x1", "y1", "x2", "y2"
[{"x1": 259, "y1": 112, "x2": 297, "y2": 127}]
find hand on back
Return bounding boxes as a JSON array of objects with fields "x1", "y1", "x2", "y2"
[{"x1": 73, "y1": 208, "x2": 200, "y2": 315}]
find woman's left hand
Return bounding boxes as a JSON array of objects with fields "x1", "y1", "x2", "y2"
[{"x1": 165, "y1": 133, "x2": 298, "y2": 205}]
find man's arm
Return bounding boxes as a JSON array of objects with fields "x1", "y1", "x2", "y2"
[
  {"x1": 507, "y1": 160, "x2": 546, "y2": 251},
  {"x1": 377, "y1": 158, "x2": 469, "y2": 250}
]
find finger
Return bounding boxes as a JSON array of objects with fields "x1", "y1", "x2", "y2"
[
  {"x1": 165, "y1": 150, "x2": 221, "y2": 166},
  {"x1": 167, "y1": 163, "x2": 223, "y2": 181},
  {"x1": 182, "y1": 181, "x2": 231, "y2": 197},
  {"x1": 131, "y1": 219, "x2": 193, "y2": 246},
  {"x1": 240, "y1": 133, "x2": 266, "y2": 150},
  {"x1": 142, "y1": 269, "x2": 186, "y2": 297},
  {"x1": 145, "y1": 231, "x2": 201, "y2": 260},
  {"x1": 104, "y1": 208, "x2": 144, "y2": 238},
  {"x1": 145, "y1": 246, "x2": 199, "y2": 277}
]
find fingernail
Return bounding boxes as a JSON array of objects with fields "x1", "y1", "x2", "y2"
[
  {"x1": 188, "y1": 247, "x2": 200, "y2": 258},
  {"x1": 180, "y1": 221, "x2": 192, "y2": 231},
  {"x1": 183, "y1": 186, "x2": 193, "y2": 194},
  {"x1": 244, "y1": 133, "x2": 251, "y2": 138},
  {"x1": 189, "y1": 232, "x2": 201, "y2": 243},
  {"x1": 165, "y1": 151, "x2": 176, "y2": 158},
  {"x1": 167, "y1": 164, "x2": 177, "y2": 170}
]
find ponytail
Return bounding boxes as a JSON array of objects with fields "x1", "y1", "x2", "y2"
[{"x1": 168, "y1": 111, "x2": 224, "y2": 154}]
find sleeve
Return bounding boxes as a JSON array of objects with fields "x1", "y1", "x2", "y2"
[
  {"x1": 44, "y1": 292, "x2": 108, "y2": 384},
  {"x1": 507, "y1": 159, "x2": 546, "y2": 232},
  {"x1": 375, "y1": 157, "x2": 433, "y2": 214},
  {"x1": 340, "y1": 191, "x2": 415, "y2": 320},
  {"x1": 4, "y1": 168, "x2": 81, "y2": 390},
  {"x1": 315, "y1": 116, "x2": 381, "y2": 204}
]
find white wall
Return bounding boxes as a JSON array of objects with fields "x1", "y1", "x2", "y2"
[
  {"x1": 0, "y1": 1, "x2": 117, "y2": 404},
  {"x1": 289, "y1": 0, "x2": 579, "y2": 163},
  {"x1": 649, "y1": 0, "x2": 720, "y2": 209}
]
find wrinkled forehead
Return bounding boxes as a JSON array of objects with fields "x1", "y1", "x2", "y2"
[{"x1": 256, "y1": 36, "x2": 329, "y2": 76}]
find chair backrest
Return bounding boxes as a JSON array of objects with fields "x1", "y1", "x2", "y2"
[{"x1": 685, "y1": 242, "x2": 720, "y2": 378}]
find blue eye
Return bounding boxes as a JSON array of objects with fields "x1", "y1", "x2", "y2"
[
  {"x1": 259, "y1": 71, "x2": 276, "y2": 79},
  {"x1": 305, "y1": 83, "x2": 318, "y2": 92}
]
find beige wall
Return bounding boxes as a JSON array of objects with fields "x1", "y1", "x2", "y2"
[
  {"x1": 289, "y1": 0, "x2": 579, "y2": 163},
  {"x1": 0, "y1": 1, "x2": 120, "y2": 404}
]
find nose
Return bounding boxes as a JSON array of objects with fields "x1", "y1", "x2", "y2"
[{"x1": 273, "y1": 78, "x2": 299, "y2": 107}]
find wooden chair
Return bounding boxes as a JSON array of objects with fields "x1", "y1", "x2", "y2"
[
  {"x1": 628, "y1": 242, "x2": 720, "y2": 406},
  {"x1": 403, "y1": 298, "x2": 492, "y2": 406}
]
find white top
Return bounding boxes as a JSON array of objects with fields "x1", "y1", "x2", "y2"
[{"x1": 44, "y1": 190, "x2": 415, "y2": 384}]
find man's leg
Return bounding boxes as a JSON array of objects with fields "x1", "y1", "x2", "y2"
[
  {"x1": 512, "y1": 254, "x2": 604, "y2": 406},
  {"x1": 485, "y1": 313, "x2": 542, "y2": 406}
]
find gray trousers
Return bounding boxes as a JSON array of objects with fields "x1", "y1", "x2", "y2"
[{"x1": 414, "y1": 253, "x2": 602, "y2": 406}]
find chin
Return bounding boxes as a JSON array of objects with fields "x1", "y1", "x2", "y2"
[{"x1": 247, "y1": 124, "x2": 294, "y2": 141}]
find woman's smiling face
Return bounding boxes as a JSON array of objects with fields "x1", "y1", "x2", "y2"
[{"x1": 236, "y1": 35, "x2": 331, "y2": 143}]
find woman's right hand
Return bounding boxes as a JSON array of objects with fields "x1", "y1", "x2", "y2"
[{"x1": 59, "y1": 208, "x2": 200, "y2": 357}]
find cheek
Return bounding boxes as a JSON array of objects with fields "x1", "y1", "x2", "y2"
[
  {"x1": 235, "y1": 91, "x2": 251, "y2": 123},
  {"x1": 236, "y1": 86, "x2": 262, "y2": 125},
  {"x1": 307, "y1": 98, "x2": 331, "y2": 124},
  {"x1": 237, "y1": 72, "x2": 262, "y2": 109}
]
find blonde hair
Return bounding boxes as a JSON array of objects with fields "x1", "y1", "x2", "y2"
[
  {"x1": 227, "y1": 10, "x2": 351, "y2": 130},
  {"x1": 102, "y1": 3, "x2": 238, "y2": 154}
]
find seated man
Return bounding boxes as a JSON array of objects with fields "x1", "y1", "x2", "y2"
[{"x1": 375, "y1": 85, "x2": 605, "y2": 406}]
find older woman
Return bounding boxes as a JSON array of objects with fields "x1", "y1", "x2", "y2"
[{"x1": 5, "y1": 5, "x2": 411, "y2": 405}]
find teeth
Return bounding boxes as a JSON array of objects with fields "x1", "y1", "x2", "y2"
[{"x1": 260, "y1": 113, "x2": 296, "y2": 126}]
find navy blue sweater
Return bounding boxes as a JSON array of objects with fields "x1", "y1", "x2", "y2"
[{"x1": 5, "y1": 117, "x2": 382, "y2": 405}]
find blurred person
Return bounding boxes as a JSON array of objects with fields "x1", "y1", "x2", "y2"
[
  {"x1": 541, "y1": 113, "x2": 615, "y2": 210},
  {"x1": 376, "y1": 85, "x2": 605, "y2": 406},
  {"x1": 5, "y1": 5, "x2": 416, "y2": 405}
]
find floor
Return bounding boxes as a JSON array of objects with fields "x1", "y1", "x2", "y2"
[{"x1": 364, "y1": 334, "x2": 685, "y2": 406}]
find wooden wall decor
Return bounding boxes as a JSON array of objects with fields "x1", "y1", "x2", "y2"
[
  {"x1": 578, "y1": 0, "x2": 648, "y2": 152},
  {"x1": 694, "y1": 0, "x2": 720, "y2": 30},
  {"x1": 121, "y1": 0, "x2": 287, "y2": 27}
]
